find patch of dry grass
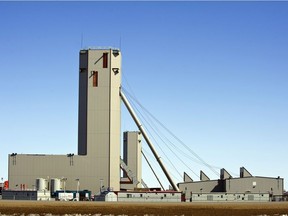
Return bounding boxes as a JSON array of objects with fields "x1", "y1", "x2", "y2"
[{"x1": 0, "y1": 200, "x2": 288, "y2": 216}]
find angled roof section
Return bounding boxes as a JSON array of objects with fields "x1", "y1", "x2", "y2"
[
  {"x1": 240, "y1": 166, "x2": 253, "y2": 178},
  {"x1": 183, "y1": 172, "x2": 193, "y2": 182},
  {"x1": 200, "y1": 170, "x2": 210, "y2": 181},
  {"x1": 220, "y1": 168, "x2": 232, "y2": 180}
]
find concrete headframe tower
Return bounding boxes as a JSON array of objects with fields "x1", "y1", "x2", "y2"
[
  {"x1": 78, "y1": 48, "x2": 121, "y2": 189},
  {"x1": 8, "y1": 48, "x2": 140, "y2": 194}
]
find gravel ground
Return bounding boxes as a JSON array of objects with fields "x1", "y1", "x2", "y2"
[{"x1": 1, "y1": 200, "x2": 288, "y2": 216}]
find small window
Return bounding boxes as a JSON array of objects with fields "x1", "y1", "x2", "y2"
[
  {"x1": 93, "y1": 71, "x2": 98, "y2": 87},
  {"x1": 103, "y1": 53, "x2": 108, "y2": 68}
]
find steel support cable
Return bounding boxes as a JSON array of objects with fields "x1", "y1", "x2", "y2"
[
  {"x1": 126, "y1": 92, "x2": 166, "y2": 155},
  {"x1": 120, "y1": 81, "x2": 234, "y2": 177},
  {"x1": 122, "y1": 72, "x2": 138, "y2": 99},
  {"x1": 133, "y1": 102, "x2": 200, "y2": 179},
  {"x1": 141, "y1": 150, "x2": 165, "y2": 190},
  {"x1": 132, "y1": 103, "x2": 199, "y2": 178},
  {"x1": 123, "y1": 88, "x2": 200, "y2": 177},
  {"x1": 131, "y1": 99, "x2": 200, "y2": 178},
  {"x1": 142, "y1": 148, "x2": 182, "y2": 185},
  {"x1": 120, "y1": 86, "x2": 237, "y2": 178},
  {"x1": 121, "y1": 80, "x2": 190, "y2": 167},
  {"x1": 122, "y1": 76, "x2": 197, "y2": 181},
  {"x1": 148, "y1": 119, "x2": 203, "y2": 165},
  {"x1": 126, "y1": 88, "x2": 219, "y2": 175},
  {"x1": 126, "y1": 92, "x2": 183, "y2": 179},
  {"x1": 121, "y1": 90, "x2": 180, "y2": 191},
  {"x1": 125, "y1": 91, "x2": 167, "y2": 154},
  {"x1": 143, "y1": 146, "x2": 183, "y2": 182},
  {"x1": 125, "y1": 90, "x2": 183, "y2": 179},
  {"x1": 122, "y1": 89, "x2": 205, "y2": 163},
  {"x1": 122, "y1": 88, "x2": 219, "y2": 177},
  {"x1": 142, "y1": 147, "x2": 164, "y2": 177},
  {"x1": 121, "y1": 76, "x2": 199, "y2": 166},
  {"x1": 121, "y1": 80, "x2": 185, "y2": 179}
]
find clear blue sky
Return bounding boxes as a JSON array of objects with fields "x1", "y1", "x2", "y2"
[{"x1": 0, "y1": 2, "x2": 287, "y2": 190}]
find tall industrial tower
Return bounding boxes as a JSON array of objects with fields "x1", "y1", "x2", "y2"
[
  {"x1": 78, "y1": 49, "x2": 122, "y2": 189},
  {"x1": 8, "y1": 48, "x2": 123, "y2": 193}
]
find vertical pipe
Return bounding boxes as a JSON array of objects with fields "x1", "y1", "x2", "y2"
[{"x1": 120, "y1": 89, "x2": 180, "y2": 191}]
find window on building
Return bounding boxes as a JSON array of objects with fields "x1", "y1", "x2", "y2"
[
  {"x1": 93, "y1": 71, "x2": 98, "y2": 87},
  {"x1": 103, "y1": 53, "x2": 108, "y2": 68}
]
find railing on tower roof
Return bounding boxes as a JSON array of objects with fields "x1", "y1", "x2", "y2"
[{"x1": 82, "y1": 46, "x2": 120, "y2": 51}]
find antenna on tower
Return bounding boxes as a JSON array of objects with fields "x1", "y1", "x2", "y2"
[
  {"x1": 119, "y1": 35, "x2": 122, "y2": 50},
  {"x1": 81, "y1": 33, "x2": 84, "y2": 49}
]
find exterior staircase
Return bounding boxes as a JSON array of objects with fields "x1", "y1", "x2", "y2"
[{"x1": 120, "y1": 158, "x2": 148, "y2": 188}]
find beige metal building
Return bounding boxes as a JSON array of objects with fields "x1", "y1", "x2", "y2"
[
  {"x1": 8, "y1": 48, "x2": 141, "y2": 194},
  {"x1": 179, "y1": 167, "x2": 284, "y2": 201}
]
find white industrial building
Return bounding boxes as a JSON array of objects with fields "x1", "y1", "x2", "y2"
[
  {"x1": 186, "y1": 193, "x2": 270, "y2": 202},
  {"x1": 116, "y1": 191, "x2": 182, "y2": 202},
  {"x1": 2, "y1": 190, "x2": 51, "y2": 201},
  {"x1": 94, "y1": 191, "x2": 182, "y2": 202}
]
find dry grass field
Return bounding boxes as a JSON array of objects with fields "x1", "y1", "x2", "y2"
[{"x1": 1, "y1": 200, "x2": 288, "y2": 216}]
